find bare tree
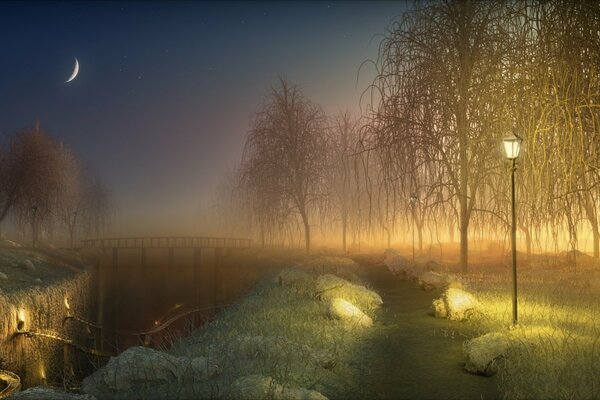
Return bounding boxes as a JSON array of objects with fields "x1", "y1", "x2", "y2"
[{"x1": 240, "y1": 79, "x2": 328, "y2": 252}]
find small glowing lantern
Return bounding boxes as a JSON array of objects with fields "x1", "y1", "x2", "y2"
[
  {"x1": 17, "y1": 309, "x2": 26, "y2": 332},
  {"x1": 502, "y1": 134, "x2": 522, "y2": 160},
  {"x1": 409, "y1": 193, "x2": 418, "y2": 206}
]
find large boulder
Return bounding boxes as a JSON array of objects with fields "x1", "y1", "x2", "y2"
[
  {"x1": 81, "y1": 346, "x2": 219, "y2": 399},
  {"x1": 432, "y1": 287, "x2": 479, "y2": 321},
  {"x1": 226, "y1": 375, "x2": 328, "y2": 400},
  {"x1": 316, "y1": 274, "x2": 382, "y2": 311},
  {"x1": 463, "y1": 332, "x2": 510, "y2": 376},
  {"x1": 277, "y1": 267, "x2": 314, "y2": 288},
  {"x1": 327, "y1": 298, "x2": 373, "y2": 327},
  {"x1": 383, "y1": 249, "x2": 412, "y2": 276},
  {"x1": 418, "y1": 271, "x2": 461, "y2": 291},
  {"x1": 19, "y1": 259, "x2": 35, "y2": 273}
]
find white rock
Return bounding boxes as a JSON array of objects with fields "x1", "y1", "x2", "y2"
[
  {"x1": 327, "y1": 298, "x2": 372, "y2": 327},
  {"x1": 383, "y1": 249, "x2": 412, "y2": 275},
  {"x1": 82, "y1": 346, "x2": 218, "y2": 398},
  {"x1": 464, "y1": 332, "x2": 510, "y2": 376},
  {"x1": 277, "y1": 267, "x2": 314, "y2": 287},
  {"x1": 418, "y1": 271, "x2": 461, "y2": 290},
  {"x1": 19, "y1": 259, "x2": 35, "y2": 272},
  {"x1": 0, "y1": 272, "x2": 8, "y2": 280},
  {"x1": 432, "y1": 287, "x2": 479, "y2": 321},
  {"x1": 316, "y1": 274, "x2": 382, "y2": 311}
]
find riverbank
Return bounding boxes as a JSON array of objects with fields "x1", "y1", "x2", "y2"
[{"x1": 75, "y1": 252, "x2": 498, "y2": 399}]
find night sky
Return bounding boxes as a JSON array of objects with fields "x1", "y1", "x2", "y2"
[{"x1": 0, "y1": 1, "x2": 405, "y2": 235}]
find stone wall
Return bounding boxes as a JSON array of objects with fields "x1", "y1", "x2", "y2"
[{"x1": 0, "y1": 267, "x2": 95, "y2": 388}]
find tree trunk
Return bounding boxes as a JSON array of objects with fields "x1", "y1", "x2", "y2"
[
  {"x1": 583, "y1": 195, "x2": 599, "y2": 258},
  {"x1": 342, "y1": 213, "x2": 347, "y2": 252},
  {"x1": 523, "y1": 226, "x2": 532, "y2": 257},
  {"x1": 300, "y1": 210, "x2": 310, "y2": 252},
  {"x1": 417, "y1": 224, "x2": 423, "y2": 255}
]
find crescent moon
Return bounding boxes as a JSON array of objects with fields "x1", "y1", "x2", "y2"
[{"x1": 65, "y1": 58, "x2": 79, "y2": 83}]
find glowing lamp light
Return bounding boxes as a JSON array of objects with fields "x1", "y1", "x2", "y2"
[
  {"x1": 503, "y1": 134, "x2": 523, "y2": 160},
  {"x1": 17, "y1": 309, "x2": 26, "y2": 332},
  {"x1": 409, "y1": 193, "x2": 418, "y2": 205},
  {"x1": 64, "y1": 297, "x2": 71, "y2": 311}
]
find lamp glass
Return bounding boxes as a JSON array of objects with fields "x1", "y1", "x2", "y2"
[{"x1": 503, "y1": 136, "x2": 522, "y2": 159}]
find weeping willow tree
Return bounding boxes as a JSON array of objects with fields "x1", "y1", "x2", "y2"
[{"x1": 364, "y1": 0, "x2": 511, "y2": 271}]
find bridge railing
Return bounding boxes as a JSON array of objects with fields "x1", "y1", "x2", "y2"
[{"x1": 80, "y1": 237, "x2": 253, "y2": 249}]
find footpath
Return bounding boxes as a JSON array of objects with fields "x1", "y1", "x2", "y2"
[{"x1": 349, "y1": 263, "x2": 499, "y2": 400}]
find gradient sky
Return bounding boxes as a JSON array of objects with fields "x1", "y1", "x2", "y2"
[{"x1": 0, "y1": 1, "x2": 406, "y2": 235}]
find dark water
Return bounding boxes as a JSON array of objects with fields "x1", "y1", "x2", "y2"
[{"x1": 95, "y1": 248, "x2": 261, "y2": 352}]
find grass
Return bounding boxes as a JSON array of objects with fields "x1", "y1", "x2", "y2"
[{"x1": 163, "y1": 254, "x2": 381, "y2": 399}]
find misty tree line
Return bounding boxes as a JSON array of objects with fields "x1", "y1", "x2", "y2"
[
  {"x1": 0, "y1": 122, "x2": 111, "y2": 248},
  {"x1": 209, "y1": 0, "x2": 600, "y2": 270}
]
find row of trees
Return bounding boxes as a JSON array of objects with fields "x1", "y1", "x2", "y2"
[
  {"x1": 0, "y1": 122, "x2": 111, "y2": 248},
  {"x1": 209, "y1": 0, "x2": 600, "y2": 270}
]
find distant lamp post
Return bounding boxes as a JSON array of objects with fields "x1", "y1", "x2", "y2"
[
  {"x1": 409, "y1": 193, "x2": 418, "y2": 263},
  {"x1": 31, "y1": 206, "x2": 38, "y2": 248},
  {"x1": 503, "y1": 133, "x2": 522, "y2": 326}
]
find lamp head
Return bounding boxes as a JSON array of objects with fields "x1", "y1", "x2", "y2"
[
  {"x1": 503, "y1": 133, "x2": 523, "y2": 160},
  {"x1": 17, "y1": 309, "x2": 26, "y2": 332},
  {"x1": 409, "y1": 193, "x2": 418, "y2": 205}
]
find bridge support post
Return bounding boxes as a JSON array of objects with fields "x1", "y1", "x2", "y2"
[
  {"x1": 141, "y1": 248, "x2": 147, "y2": 322},
  {"x1": 111, "y1": 247, "x2": 119, "y2": 348},
  {"x1": 193, "y1": 248, "x2": 201, "y2": 307},
  {"x1": 214, "y1": 248, "x2": 223, "y2": 304}
]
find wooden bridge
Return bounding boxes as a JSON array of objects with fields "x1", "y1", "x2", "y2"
[{"x1": 81, "y1": 236, "x2": 253, "y2": 250}]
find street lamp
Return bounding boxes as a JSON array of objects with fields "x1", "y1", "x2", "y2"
[
  {"x1": 409, "y1": 193, "x2": 418, "y2": 263},
  {"x1": 503, "y1": 133, "x2": 522, "y2": 326},
  {"x1": 31, "y1": 206, "x2": 38, "y2": 248}
]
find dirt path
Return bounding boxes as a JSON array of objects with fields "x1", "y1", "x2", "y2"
[{"x1": 348, "y1": 263, "x2": 499, "y2": 400}]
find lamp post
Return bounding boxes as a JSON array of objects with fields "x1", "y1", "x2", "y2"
[
  {"x1": 503, "y1": 133, "x2": 522, "y2": 326},
  {"x1": 31, "y1": 206, "x2": 38, "y2": 248},
  {"x1": 409, "y1": 193, "x2": 418, "y2": 263}
]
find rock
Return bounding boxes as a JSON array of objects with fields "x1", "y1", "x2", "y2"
[
  {"x1": 0, "y1": 272, "x2": 8, "y2": 281},
  {"x1": 34, "y1": 278, "x2": 42, "y2": 284},
  {"x1": 316, "y1": 274, "x2": 382, "y2": 311},
  {"x1": 81, "y1": 346, "x2": 218, "y2": 399},
  {"x1": 383, "y1": 249, "x2": 412, "y2": 276},
  {"x1": 277, "y1": 267, "x2": 314, "y2": 288},
  {"x1": 327, "y1": 298, "x2": 372, "y2": 327},
  {"x1": 19, "y1": 260, "x2": 35, "y2": 272},
  {"x1": 226, "y1": 375, "x2": 328, "y2": 400},
  {"x1": 432, "y1": 287, "x2": 479, "y2": 321},
  {"x1": 464, "y1": 332, "x2": 510, "y2": 376},
  {"x1": 0, "y1": 239, "x2": 19, "y2": 248},
  {"x1": 418, "y1": 271, "x2": 461, "y2": 290},
  {"x1": 8, "y1": 386, "x2": 95, "y2": 399}
]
